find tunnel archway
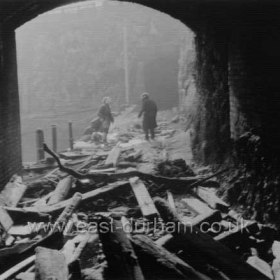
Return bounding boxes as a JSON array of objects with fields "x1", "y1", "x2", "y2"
[{"x1": 0, "y1": 0, "x2": 234, "y2": 185}]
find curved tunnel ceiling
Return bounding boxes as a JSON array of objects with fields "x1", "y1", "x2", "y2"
[{"x1": 0, "y1": 0, "x2": 207, "y2": 31}]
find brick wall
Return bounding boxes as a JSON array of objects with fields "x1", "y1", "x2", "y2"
[{"x1": 0, "y1": 27, "x2": 22, "y2": 188}]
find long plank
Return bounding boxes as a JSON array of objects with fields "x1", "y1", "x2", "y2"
[{"x1": 129, "y1": 177, "x2": 158, "y2": 219}]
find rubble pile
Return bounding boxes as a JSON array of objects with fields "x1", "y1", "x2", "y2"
[{"x1": 0, "y1": 118, "x2": 279, "y2": 280}]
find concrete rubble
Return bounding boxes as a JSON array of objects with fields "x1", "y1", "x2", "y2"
[{"x1": 0, "y1": 110, "x2": 278, "y2": 280}]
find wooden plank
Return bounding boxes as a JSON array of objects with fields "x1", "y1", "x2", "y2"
[
  {"x1": 0, "y1": 206, "x2": 13, "y2": 232},
  {"x1": 47, "y1": 176, "x2": 73, "y2": 205},
  {"x1": 35, "y1": 247, "x2": 68, "y2": 280},
  {"x1": 98, "y1": 216, "x2": 145, "y2": 280},
  {"x1": 0, "y1": 255, "x2": 35, "y2": 280},
  {"x1": 129, "y1": 177, "x2": 158, "y2": 219},
  {"x1": 131, "y1": 234, "x2": 211, "y2": 280},
  {"x1": 0, "y1": 175, "x2": 27, "y2": 207},
  {"x1": 105, "y1": 146, "x2": 121, "y2": 167},
  {"x1": 167, "y1": 191, "x2": 176, "y2": 212}
]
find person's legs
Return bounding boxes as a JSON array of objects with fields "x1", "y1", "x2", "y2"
[
  {"x1": 150, "y1": 128, "x2": 155, "y2": 140},
  {"x1": 144, "y1": 128, "x2": 149, "y2": 140}
]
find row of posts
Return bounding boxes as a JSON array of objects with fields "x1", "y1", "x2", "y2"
[{"x1": 36, "y1": 121, "x2": 74, "y2": 162}]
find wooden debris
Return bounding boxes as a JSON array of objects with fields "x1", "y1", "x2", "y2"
[
  {"x1": 0, "y1": 206, "x2": 13, "y2": 232},
  {"x1": 52, "y1": 192, "x2": 82, "y2": 232},
  {"x1": 154, "y1": 197, "x2": 269, "y2": 279},
  {"x1": 129, "y1": 177, "x2": 158, "y2": 219},
  {"x1": 247, "y1": 256, "x2": 273, "y2": 279},
  {"x1": 214, "y1": 220, "x2": 258, "y2": 246},
  {"x1": 181, "y1": 198, "x2": 222, "y2": 228},
  {"x1": 0, "y1": 175, "x2": 27, "y2": 207},
  {"x1": 0, "y1": 255, "x2": 35, "y2": 280},
  {"x1": 98, "y1": 216, "x2": 145, "y2": 280},
  {"x1": 105, "y1": 146, "x2": 121, "y2": 167},
  {"x1": 131, "y1": 234, "x2": 211, "y2": 280},
  {"x1": 0, "y1": 232, "x2": 63, "y2": 273},
  {"x1": 167, "y1": 191, "x2": 176, "y2": 212},
  {"x1": 43, "y1": 143, "x2": 219, "y2": 191},
  {"x1": 35, "y1": 247, "x2": 68, "y2": 280},
  {"x1": 5, "y1": 181, "x2": 128, "y2": 216},
  {"x1": 16, "y1": 272, "x2": 35, "y2": 280},
  {"x1": 48, "y1": 176, "x2": 73, "y2": 205},
  {"x1": 196, "y1": 187, "x2": 229, "y2": 212}
]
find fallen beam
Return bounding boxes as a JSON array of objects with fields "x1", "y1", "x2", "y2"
[
  {"x1": 131, "y1": 234, "x2": 211, "y2": 280},
  {"x1": 98, "y1": 216, "x2": 145, "y2": 280},
  {"x1": 129, "y1": 177, "x2": 158, "y2": 219},
  {"x1": 47, "y1": 176, "x2": 73, "y2": 205}
]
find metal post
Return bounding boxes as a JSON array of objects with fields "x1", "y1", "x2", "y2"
[
  {"x1": 52, "y1": 125, "x2": 57, "y2": 153},
  {"x1": 36, "y1": 129, "x2": 44, "y2": 161},
  {"x1": 68, "y1": 122, "x2": 73, "y2": 151},
  {"x1": 123, "y1": 23, "x2": 130, "y2": 105}
]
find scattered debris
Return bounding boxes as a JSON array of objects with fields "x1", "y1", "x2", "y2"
[{"x1": 0, "y1": 111, "x2": 273, "y2": 280}]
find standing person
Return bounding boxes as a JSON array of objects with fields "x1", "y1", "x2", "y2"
[
  {"x1": 98, "y1": 96, "x2": 114, "y2": 143},
  {"x1": 138, "y1": 92, "x2": 157, "y2": 140}
]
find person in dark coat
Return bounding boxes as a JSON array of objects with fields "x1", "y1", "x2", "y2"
[
  {"x1": 98, "y1": 96, "x2": 114, "y2": 143},
  {"x1": 138, "y1": 92, "x2": 157, "y2": 140}
]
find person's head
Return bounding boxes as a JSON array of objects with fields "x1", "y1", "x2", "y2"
[
  {"x1": 102, "y1": 96, "x2": 111, "y2": 105},
  {"x1": 142, "y1": 92, "x2": 149, "y2": 100}
]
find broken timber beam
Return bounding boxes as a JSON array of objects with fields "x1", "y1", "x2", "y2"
[
  {"x1": 154, "y1": 197, "x2": 269, "y2": 280},
  {"x1": 131, "y1": 234, "x2": 211, "y2": 280},
  {"x1": 97, "y1": 216, "x2": 145, "y2": 280},
  {"x1": 129, "y1": 177, "x2": 158, "y2": 219},
  {"x1": 47, "y1": 176, "x2": 73, "y2": 205}
]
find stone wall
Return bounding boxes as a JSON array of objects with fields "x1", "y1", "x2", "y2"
[
  {"x1": 190, "y1": 26, "x2": 231, "y2": 164},
  {"x1": 0, "y1": 28, "x2": 22, "y2": 187}
]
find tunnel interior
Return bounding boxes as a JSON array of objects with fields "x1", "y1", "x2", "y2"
[{"x1": 1, "y1": 0, "x2": 280, "y2": 209}]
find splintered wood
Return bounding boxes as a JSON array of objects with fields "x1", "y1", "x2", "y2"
[
  {"x1": 129, "y1": 177, "x2": 158, "y2": 219},
  {"x1": 35, "y1": 247, "x2": 68, "y2": 280}
]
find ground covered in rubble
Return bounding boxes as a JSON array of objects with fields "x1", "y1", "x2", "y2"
[{"x1": 1, "y1": 108, "x2": 280, "y2": 280}]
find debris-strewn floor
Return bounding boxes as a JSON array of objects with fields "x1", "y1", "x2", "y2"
[{"x1": 0, "y1": 109, "x2": 279, "y2": 280}]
